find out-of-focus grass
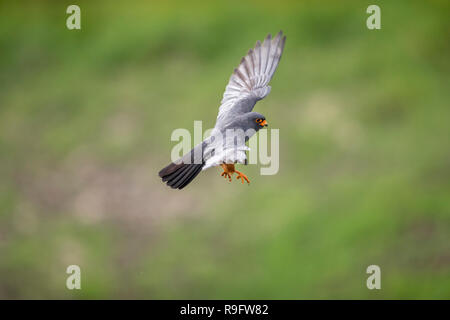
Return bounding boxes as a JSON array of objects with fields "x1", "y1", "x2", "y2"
[{"x1": 0, "y1": 0, "x2": 449, "y2": 299}]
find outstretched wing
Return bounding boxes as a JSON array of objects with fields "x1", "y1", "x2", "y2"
[{"x1": 216, "y1": 31, "x2": 286, "y2": 124}]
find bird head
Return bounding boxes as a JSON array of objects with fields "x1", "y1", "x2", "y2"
[{"x1": 247, "y1": 112, "x2": 268, "y2": 131}]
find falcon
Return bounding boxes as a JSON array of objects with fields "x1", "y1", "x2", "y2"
[{"x1": 159, "y1": 31, "x2": 286, "y2": 189}]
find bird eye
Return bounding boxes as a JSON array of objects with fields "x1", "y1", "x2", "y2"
[{"x1": 256, "y1": 119, "x2": 262, "y2": 123}]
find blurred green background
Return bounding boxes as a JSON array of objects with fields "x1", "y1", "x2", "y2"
[{"x1": 0, "y1": 0, "x2": 449, "y2": 299}]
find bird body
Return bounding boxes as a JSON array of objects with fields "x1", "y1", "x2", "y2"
[{"x1": 159, "y1": 31, "x2": 286, "y2": 189}]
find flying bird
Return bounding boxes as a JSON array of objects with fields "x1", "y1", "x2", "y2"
[{"x1": 159, "y1": 31, "x2": 286, "y2": 189}]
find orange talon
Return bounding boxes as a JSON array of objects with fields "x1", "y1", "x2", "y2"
[
  {"x1": 235, "y1": 170, "x2": 250, "y2": 185},
  {"x1": 220, "y1": 164, "x2": 233, "y2": 182},
  {"x1": 220, "y1": 164, "x2": 249, "y2": 184}
]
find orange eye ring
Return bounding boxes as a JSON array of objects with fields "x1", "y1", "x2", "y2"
[{"x1": 255, "y1": 118, "x2": 268, "y2": 127}]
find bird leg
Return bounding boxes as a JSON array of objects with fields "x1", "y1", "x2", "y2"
[{"x1": 220, "y1": 164, "x2": 250, "y2": 184}]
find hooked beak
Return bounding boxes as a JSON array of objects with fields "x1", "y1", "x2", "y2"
[{"x1": 260, "y1": 120, "x2": 268, "y2": 127}]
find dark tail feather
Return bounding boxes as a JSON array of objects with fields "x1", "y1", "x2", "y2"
[
  {"x1": 178, "y1": 165, "x2": 203, "y2": 189},
  {"x1": 160, "y1": 163, "x2": 184, "y2": 182},
  {"x1": 158, "y1": 142, "x2": 205, "y2": 190},
  {"x1": 158, "y1": 162, "x2": 203, "y2": 189}
]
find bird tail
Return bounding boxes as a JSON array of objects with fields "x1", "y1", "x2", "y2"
[{"x1": 158, "y1": 143, "x2": 205, "y2": 190}]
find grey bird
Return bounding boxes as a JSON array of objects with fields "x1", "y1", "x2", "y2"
[{"x1": 159, "y1": 31, "x2": 286, "y2": 189}]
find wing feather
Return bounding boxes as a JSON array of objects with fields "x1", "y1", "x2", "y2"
[{"x1": 216, "y1": 31, "x2": 286, "y2": 123}]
